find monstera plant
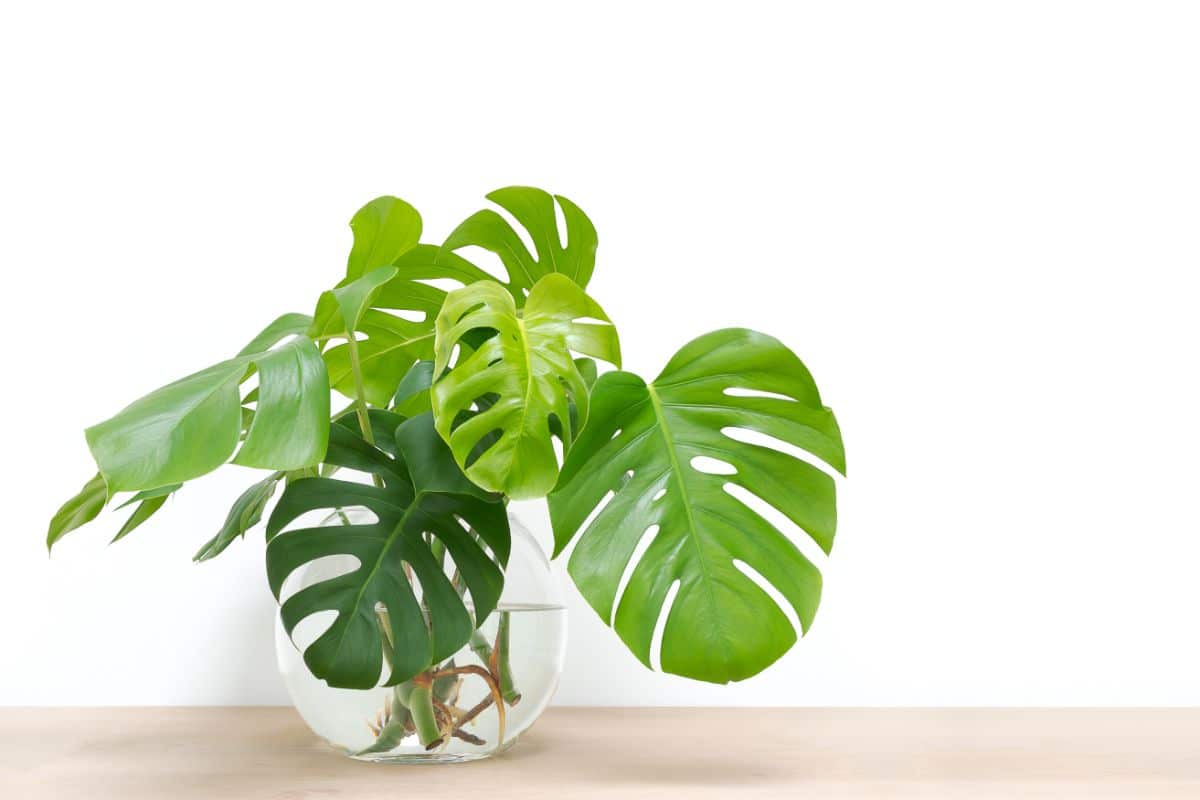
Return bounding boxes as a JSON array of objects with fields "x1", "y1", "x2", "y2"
[{"x1": 47, "y1": 186, "x2": 845, "y2": 757}]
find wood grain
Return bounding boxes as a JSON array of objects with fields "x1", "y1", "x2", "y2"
[{"x1": 1, "y1": 707, "x2": 1198, "y2": 798}]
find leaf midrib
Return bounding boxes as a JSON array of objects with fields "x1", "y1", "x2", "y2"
[
  {"x1": 325, "y1": 488, "x2": 430, "y2": 671},
  {"x1": 326, "y1": 332, "x2": 435, "y2": 384},
  {"x1": 645, "y1": 382, "x2": 732, "y2": 670},
  {"x1": 501, "y1": 315, "x2": 538, "y2": 484}
]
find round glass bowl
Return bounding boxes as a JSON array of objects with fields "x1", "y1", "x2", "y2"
[{"x1": 275, "y1": 512, "x2": 566, "y2": 763}]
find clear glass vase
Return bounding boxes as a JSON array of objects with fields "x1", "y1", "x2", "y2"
[{"x1": 275, "y1": 511, "x2": 566, "y2": 764}]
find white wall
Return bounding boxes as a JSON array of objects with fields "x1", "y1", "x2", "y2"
[{"x1": 3, "y1": 1, "x2": 1199, "y2": 707}]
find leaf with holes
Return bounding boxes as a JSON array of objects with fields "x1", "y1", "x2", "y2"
[
  {"x1": 266, "y1": 413, "x2": 510, "y2": 690},
  {"x1": 81, "y1": 315, "x2": 329, "y2": 501},
  {"x1": 431, "y1": 274, "x2": 621, "y2": 500},
  {"x1": 443, "y1": 186, "x2": 598, "y2": 303},
  {"x1": 315, "y1": 242, "x2": 495, "y2": 406},
  {"x1": 548, "y1": 328, "x2": 845, "y2": 684}
]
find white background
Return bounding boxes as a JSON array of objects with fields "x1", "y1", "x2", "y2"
[{"x1": 2, "y1": 1, "x2": 1198, "y2": 707}]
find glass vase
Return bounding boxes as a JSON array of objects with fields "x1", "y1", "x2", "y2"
[{"x1": 275, "y1": 511, "x2": 566, "y2": 764}]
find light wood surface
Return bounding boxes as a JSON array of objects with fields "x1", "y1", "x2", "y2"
[{"x1": 2, "y1": 707, "x2": 1198, "y2": 798}]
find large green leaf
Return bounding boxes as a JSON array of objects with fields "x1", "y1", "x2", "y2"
[
  {"x1": 443, "y1": 186, "x2": 599, "y2": 302},
  {"x1": 549, "y1": 329, "x2": 845, "y2": 684},
  {"x1": 83, "y1": 315, "x2": 330, "y2": 496},
  {"x1": 431, "y1": 274, "x2": 621, "y2": 500},
  {"x1": 314, "y1": 245, "x2": 495, "y2": 406},
  {"x1": 266, "y1": 413, "x2": 510, "y2": 690}
]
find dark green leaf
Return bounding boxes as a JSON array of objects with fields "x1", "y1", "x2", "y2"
[
  {"x1": 392, "y1": 360, "x2": 434, "y2": 417},
  {"x1": 549, "y1": 329, "x2": 845, "y2": 684},
  {"x1": 334, "y1": 408, "x2": 407, "y2": 458},
  {"x1": 266, "y1": 414, "x2": 510, "y2": 689}
]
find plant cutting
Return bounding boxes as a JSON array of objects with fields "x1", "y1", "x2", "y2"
[{"x1": 47, "y1": 187, "x2": 845, "y2": 762}]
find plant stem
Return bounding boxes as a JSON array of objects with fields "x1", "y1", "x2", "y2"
[
  {"x1": 430, "y1": 664, "x2": 505, "y2": 744},
  {"x1": 343, "y1": 333, "x2": 386, "y2": 492},
  {"x1": 344, "y1": 335, "x2": 375, "y2": 446},
  {"x1": 399, "y1": 677, "x2": 441, "y2": 747},
  {"x1": 495, "y1": 611, "x2": 521, "y2": 705},
  {"x1": 470, "y1": 620, "x2": 521, "y2": 705}
]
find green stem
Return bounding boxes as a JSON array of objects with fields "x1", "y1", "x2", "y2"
[
  {"x1": 344, "y1": 335, "x2": 375, "y2": 443},
  {"x1": 495, "y1": 611, "x2": 520, "y2": 705},
  {"x1": 469, "y1": 619, "x2": 521, "y2": 705},
  {"x1": 398, "y1": 679, "x2": 441, "y2": 746},
  {"x1": 344, "y1": 334, "x2": 385, "y2": 491},
  {"x1": 469, "y1": 630, "x2": 491, "y2": 660}
]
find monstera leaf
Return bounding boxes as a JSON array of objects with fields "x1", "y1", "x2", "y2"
[
  {"x1": 314, "y1": 247, "x2": 495, "y2": 406},
  {"x1": 313, "y1": 195, "x2": 495, "y2": 406},
  {"x1": 431, "y1": 274, "x2": 621, "y2": 500},
  {"x1": 549, "y1": 329, "x2": 845, "y2": 684},
  {"x1": 266, "y1": 413, "x2": 511, "y2": 690},
  {"x1": 344, "y1": 196, "x2": 422, "y2": 281},
  {"x1": 82, "y1": 314, "x2": 329, "y2": 497},
  {"x1": 443, "y1": 186, "x2": 599, "y2": 303}
]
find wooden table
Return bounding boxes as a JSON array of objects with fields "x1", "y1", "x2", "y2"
[{"x1": 2, "y1": 708, "x2": 1197, "y2": 798}]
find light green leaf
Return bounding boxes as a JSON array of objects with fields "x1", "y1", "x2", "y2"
[
  {"x1": 234, "y1": 340, "x2": 331, "y2": 469},
  {"x1": 84, "y1": 320, "x2": 329, "y2": 495},
  {"x1": 266, "y1": 414, "x2": 510, "y2": 690},
  {"x1": 237, "y1": 313, "x2": 313, "y2": 357},
  {"x1": 112, "y1": 493, "x2": 171, "y2": 543},
  {"x1": 345, "y1": 196, "x2": 422, "y2": 281},
  {"x1": 549, "y1": 329, "x2": 845, "y2": 684},
  {"x1": 115, "y1": 483, "x2": 183, "y2": 509},
  {"x1": 443, "y1": 186, "x2": 598, "y2": 303},
  {"x1": 193, "y1": 474, "x2": 282, "y2": 562},
  {"x1": 575, "y1": 357, "x2": 599, "y2": 390},
  {"x1": 313, "y1": 195, "x2": 488, "y2": 407},
  {"x1": 316, "y1": 246, "x2": 495, "y2": 406},
  {"x1": 431, "y1": 274, "x2": 621, "y2": 499},
  {"x1": 110, "y1": 483, "x2": 183, "y2": 543},
  {"x1": 47, "y1": 474, "x2": 108, "y2": 550}
]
